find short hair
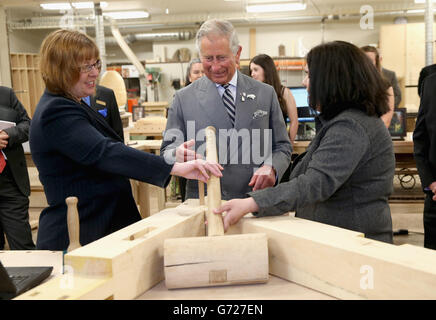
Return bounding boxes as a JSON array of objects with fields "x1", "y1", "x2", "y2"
[
  {"x1": 195, "y1": 19, "x2": 239, "y2": 55},
  {"x1": 39, "y1": 29, "x2": 99, "y2": 98},
  {"x1": 306, "y1": 41, "x2": 389, "y2": 120},
  {"x1": 360, "y1": 45, "x2": 381, "y2": 72},
  {"x1": 249, "y1": 54, "x2": 286, "y2": 114},
  {"x1": 185, "y1": 58, "x2": 202, "y2": 86}
]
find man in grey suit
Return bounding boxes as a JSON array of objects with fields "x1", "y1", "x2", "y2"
[{"x1": 161, "y1": 19, "x2": 292, "y2": 200}]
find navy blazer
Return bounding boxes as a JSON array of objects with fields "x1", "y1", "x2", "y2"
[{"x1": 30, "y1": 90, "x2": 173, "y2": 250}]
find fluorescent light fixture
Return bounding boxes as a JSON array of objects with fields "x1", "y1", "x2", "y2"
[
  {"x1": 414, "y1": 0, "x2": 436, "y2": 3},
  {"x1": 246, "y1": 2, "x2": 307, "y2": 13},
  {"x1": 72, "y1": 2, "x2": 108, "y2": 9},
  {"x1": 40, "y1": 3, "x2": 72, "y2": 10},
  {"x1": 41, "y1": 2, "x2": 108, "y2": 10},
  {"x1": 103, "y1": 11, "x2": 150, "y2": 19}
]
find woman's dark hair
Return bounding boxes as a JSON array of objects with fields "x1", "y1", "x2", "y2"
[
  {"x1": 249, "y1": 54, "x2": 286, "y2": 114},
  {"x1": 306, "y1": 41, "x2": 389, "y2": 120}
]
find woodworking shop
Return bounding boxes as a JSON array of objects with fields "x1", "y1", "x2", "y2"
[{"x1": 1, "y1": 0, "x2": 436, "y2": 306}]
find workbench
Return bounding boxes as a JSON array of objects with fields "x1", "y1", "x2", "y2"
[
  {"x1": 127, "y1": 139, "x2": 165, "y2": 218},
  {"x1": 0, "y1": 250, "x2": 333, "y2": 300}
]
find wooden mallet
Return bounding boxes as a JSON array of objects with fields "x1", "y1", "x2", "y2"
[{"x1": 163, "y1": 126, "x2": 269, "y2": 289}]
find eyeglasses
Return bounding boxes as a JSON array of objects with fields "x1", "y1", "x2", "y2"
[{"x1": 79, "y1": 60, "x2": 102, "y2": 73}]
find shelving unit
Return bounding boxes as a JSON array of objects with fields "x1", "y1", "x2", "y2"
[
  {"x1": 240, "y1": 57, "x2": 305, "y2": 87},
  {"x1": 10, "y1": 53, "x2": 45, "y2": 117}
]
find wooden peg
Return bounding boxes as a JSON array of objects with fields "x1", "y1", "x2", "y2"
[{"x1": 66, "y1": 196, "x2": 81, "y2": 252}]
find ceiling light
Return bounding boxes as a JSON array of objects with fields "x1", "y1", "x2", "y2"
[
  {"x1": 72, "y1": 2, "x2": 108, "y2": 9},
  {"x1": 40, "y1": 3, "x2": 72, "y2": 10},
  {"x1": 246, "y1": 2, "x2": 307, "y2": 13},
  {"x1": 103, "y1": 11, "x2": 150, "y2": 19},
  {"x1": 414, "y1": 0, "x2": 436, "y2": 3},
  {"x1": 41, "y1": 2, "x2": 108, "y2": 10}
]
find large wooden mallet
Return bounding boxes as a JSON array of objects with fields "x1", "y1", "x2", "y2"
[{"x1": 163, "y1": 126, "x2": 269, "y2": 289}]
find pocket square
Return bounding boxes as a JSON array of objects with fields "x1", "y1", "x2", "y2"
[
  {"x1": 253, "y1": 109, "x2": 268, "y2": 120},
  {"x1": 98, "y1": 108, "x2": 108, "y2": 118}
]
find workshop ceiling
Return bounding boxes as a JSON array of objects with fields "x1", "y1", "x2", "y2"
[{"x1": 0, "y1": 0, "x2": 432, "y2": 30}]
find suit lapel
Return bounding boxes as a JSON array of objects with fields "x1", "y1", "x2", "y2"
[
  {"x1": 79, "y1": 100, "x2": 123, "y2": 143},
  {"x1": 234, "y1": 72, "x2": 257, "y2": 131},
  {"x1": 197, "y1": 77, "x2": 233, "y2": 130}
]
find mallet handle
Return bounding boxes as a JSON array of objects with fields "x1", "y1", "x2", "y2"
[
  {"x1": 205, "y1": 126, "x2": 224, "y2": 236},
  {"x1": 66, "y1": 196, "x2": 81, "y2": 252}
]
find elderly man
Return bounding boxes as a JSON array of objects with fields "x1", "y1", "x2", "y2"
[{"x1": 161, "y1": 19, "x2": 292, "y2": 200}]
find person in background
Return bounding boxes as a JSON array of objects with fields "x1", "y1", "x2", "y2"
[
  {"x1": 214, "y1": 41, "x2": 395, "y2": 244},
  {"x1": 83, "y1": 85, "x2": 124, "y2": 141},
  {"x1": 30, "y1": 29, "x2": 223, "y2": 251},
  {"x1": 249, "y1": 54, "x2": 298, "y2": 144},
  {"x1": 413, "y1": 72, "x2": 436, "y2": 250},
  {"x1": 418, "y1": 63, "x2": 436, "y2": 98},
  {"x1": 178, "y1": 58, "x2": 205, "y2": 202},
  {"x1": 361, "y1": 46, "x2": 395, "y2": 128},
  {"x1": 161, "y1": 19, "x2": 292, "y2": 200},
  {"x1": 185, "y1": 58, "x2": 204, "y2": 87},
  {"x1": 0, "y1": 86, "x2": 35, "y2": 250}
]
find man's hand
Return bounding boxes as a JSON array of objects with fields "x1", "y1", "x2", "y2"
[
  {"x1": 0, "y1": 130, "x2": 9, "y2": 150},
  {"x1": 170, "y1": 159, "x2": 223, "y2": 183},
  {"x1": 175, "y1": 139, "x2": 203, "y2": 162},
  {"x1": 248, "y1": 165, "x2": 276, "y2": 191}
]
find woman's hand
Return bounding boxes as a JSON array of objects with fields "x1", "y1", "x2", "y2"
[
  {"x1": 170, "y1": 159, "x2": 223, "y2": 183},
  {"x1": 213, "y1": 197, "x2": 259, "y2": 231}
]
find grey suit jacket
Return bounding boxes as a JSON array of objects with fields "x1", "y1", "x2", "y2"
[
  {"x1": 249, "y1": 109, "x2": 395, "y2": 243},
  {"x1": 161, "y1": 71, "x2": 292, "y2": 200}
]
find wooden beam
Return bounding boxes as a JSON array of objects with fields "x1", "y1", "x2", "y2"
[
  {"x1": 15, "y1": 201, "x2": 206, "y2": 300},
  {"x1": 231, "y1": 214, "x2": 436, "y2": 299},
  {"x1": 249, "y1": 28, "x2": 256, "y2": 59},
  {"x1": 16, "y1": 200, "x2": 436, "y2": 299}
]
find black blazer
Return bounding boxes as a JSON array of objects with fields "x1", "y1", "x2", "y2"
[
  {"x1": 30, "y1": 90, "x2": 173, "y2": 250},
  {"x1": 414, "y1": 72, "x2": 436, "y2": 190},
  {"x1": 91, "y1": 85, "x2": 124, "y2": 141},
  {"x1": 0, "y1": 86, "x2": 30, "y2": 196},
  {"x1": 418, "y1": 64, "x2": 436, "y2": 97}
]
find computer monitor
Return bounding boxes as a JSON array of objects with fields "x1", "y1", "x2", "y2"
[
  {"x1": 289, "y1": 86, "x2": 317, "y2": 122},
  {"x1": 388, "y1": 108, "x2": 407, "y2": 140}
]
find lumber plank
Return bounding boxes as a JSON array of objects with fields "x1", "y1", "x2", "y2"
[
  {"x1": 233, "y1": 214, "x2": 436, "y2": 299},
  {"x1": 16, "y1": 201, "x2": 206, "y2": 300}
]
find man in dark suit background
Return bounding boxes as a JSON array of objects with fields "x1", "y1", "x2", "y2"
[
  {"x1": 417, "y1": 64, "x2": 436, "y2": 98},
  {"x1": 382, "y1": 67, "x2": 402, "y2": 108},
  {"x1": 0, "y1": 86, "x2": 35, "y2": 250},
  {"x1": 82, "y1": 85, "x2": 124, "y2": 141},
  {"x1": 413, "y1": 72, "x2": 436, "y2": 250}
]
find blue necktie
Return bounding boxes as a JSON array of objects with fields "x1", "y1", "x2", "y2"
[{"x1": 222, "y1": 84, "x2": 236, "y2": 126}]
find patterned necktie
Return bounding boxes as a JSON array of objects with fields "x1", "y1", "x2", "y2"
[
  {"x1": 0, "y1": 152, "x2": 6, "y2": 174},
  {"x1": 222, "y1": 84, "x2": 236, "y2": 126}
]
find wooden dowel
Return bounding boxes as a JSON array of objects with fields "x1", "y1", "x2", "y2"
[
  {"x1": 66, "y1": 196, "x2": 81, "y2": 252},
  {"x1": 205, "y1": 126, "x2": 224, "y2": 236}
]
